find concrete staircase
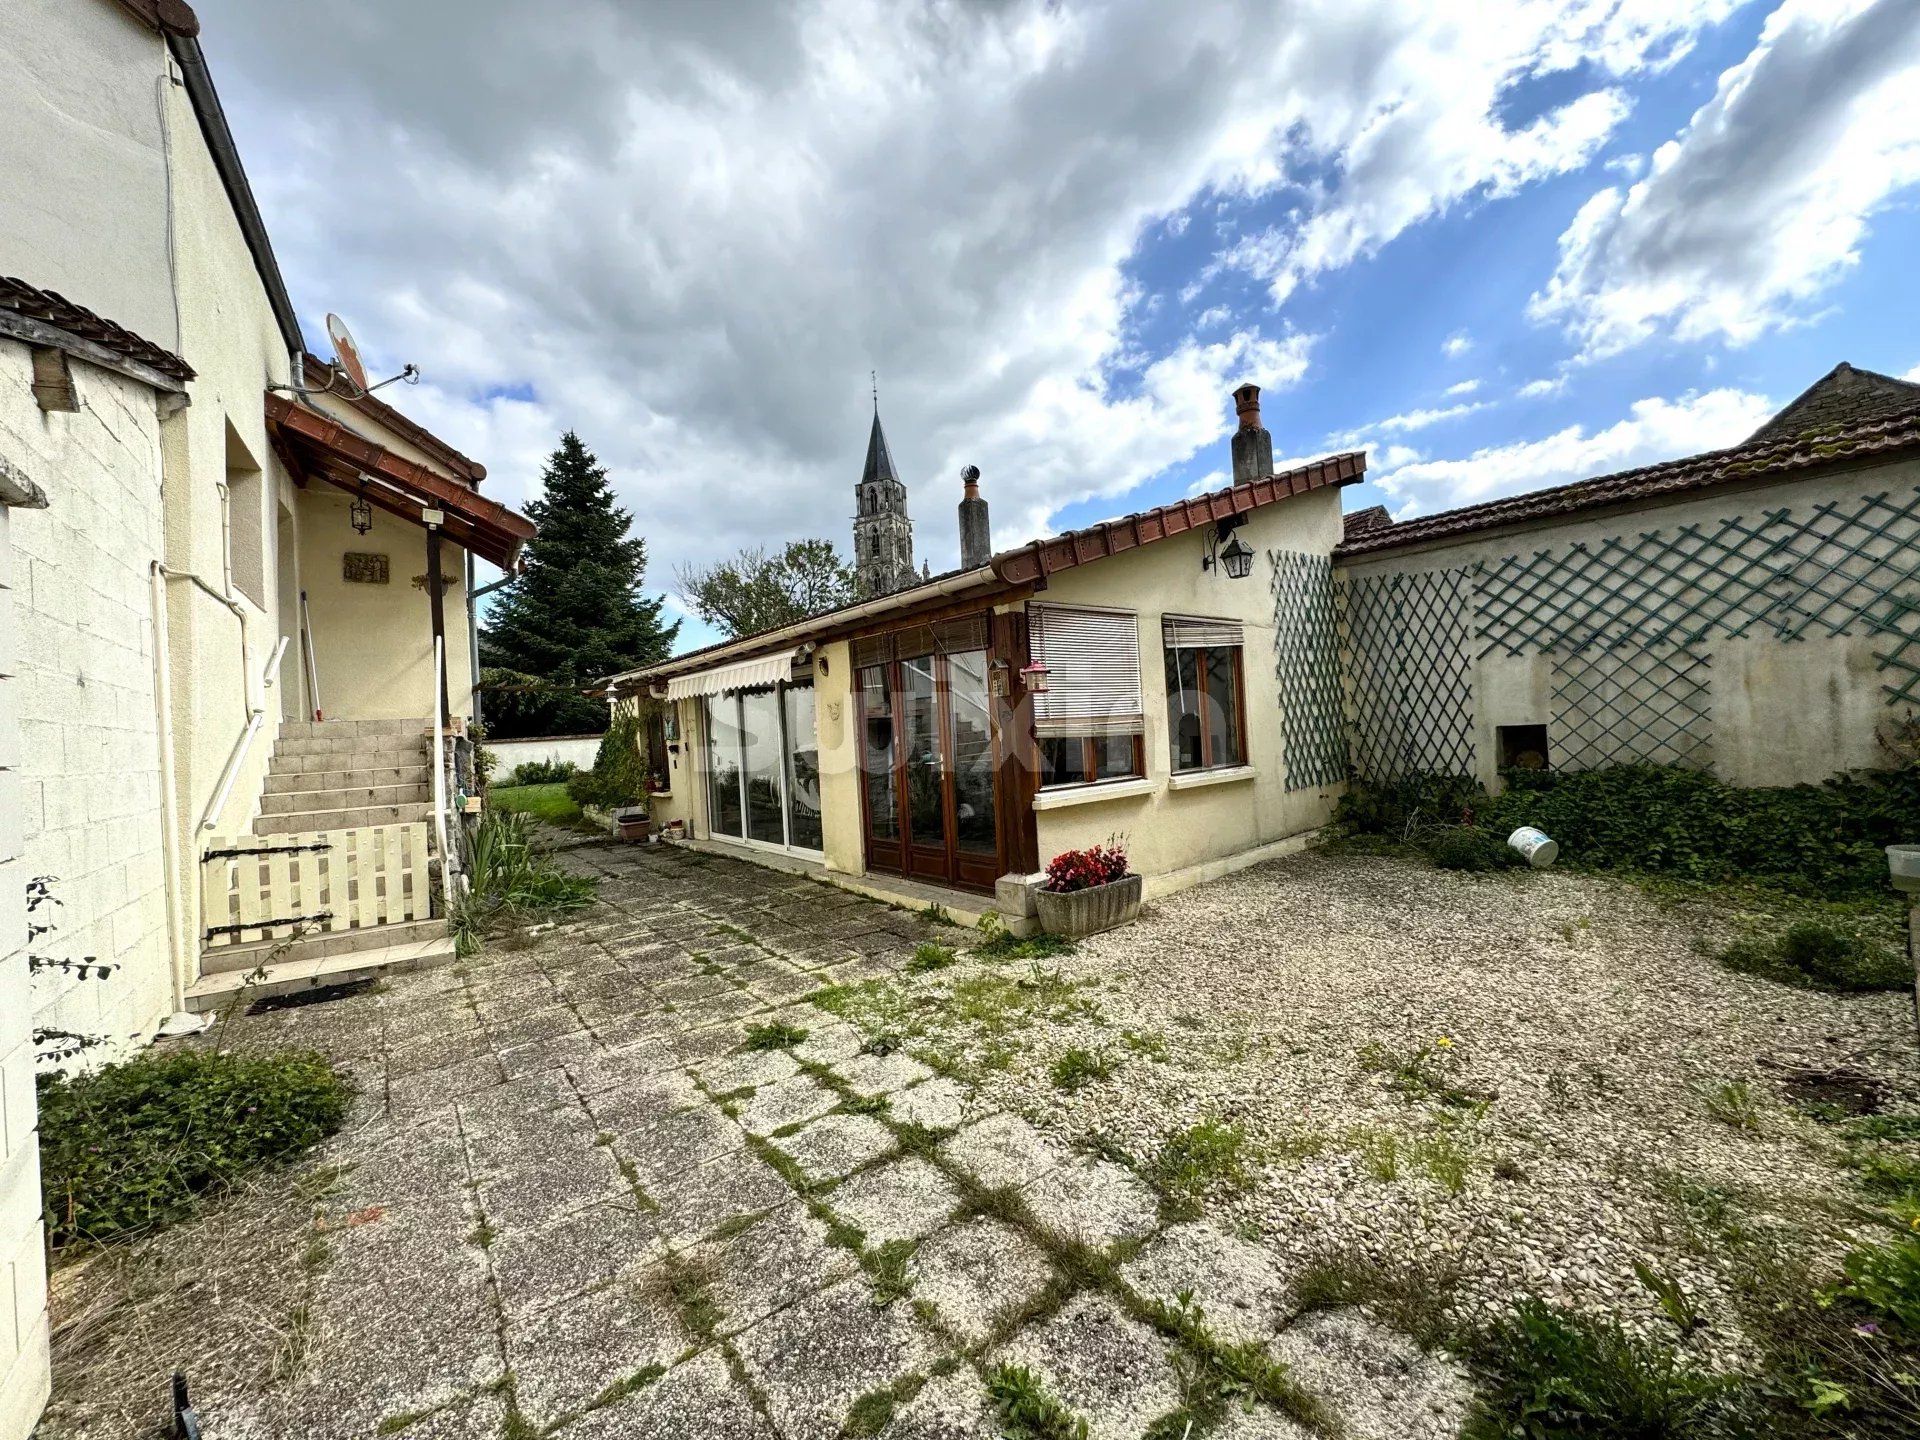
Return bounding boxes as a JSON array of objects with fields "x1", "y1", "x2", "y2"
[
  {"x1": 187, "y1": 718, "x2": 455, "y2": 1011},
  {"x1": 255, "y1": 718, "x2": 435, "y2": 835}
]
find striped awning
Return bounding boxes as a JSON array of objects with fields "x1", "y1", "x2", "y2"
[{"x1": 664, "y1": 648, "x2": 801, "y2": 702}]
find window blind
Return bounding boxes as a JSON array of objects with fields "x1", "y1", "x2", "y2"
[
  {"x1": 1162, "y1": 615, "x2": 1245, "y2": 650},
  {"x1": 1029, "y1": 604, "x2": 1144, "y2": 737}
]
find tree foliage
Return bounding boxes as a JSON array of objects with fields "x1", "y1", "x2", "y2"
[
  {"x1": 479, "y1": 432, "x2": 677, "y2": 736},
  {"x1": 677, "y1": 538, "x2": 859, "y2": 639}
]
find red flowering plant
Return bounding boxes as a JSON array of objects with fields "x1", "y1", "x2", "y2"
[{"x1": 1043, "y1": 837, "x2": 1131, "y2": 893}]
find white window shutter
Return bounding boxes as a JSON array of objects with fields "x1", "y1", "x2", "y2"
[
  {"x1": 1162, "y1": 615, "x2": 1245, "y2": 650},
  {"x1": 1029, "y1": 605, "x2": 1144, "y2": 737}
]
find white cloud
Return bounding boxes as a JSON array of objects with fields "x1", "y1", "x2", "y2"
[
  {"x1": 1905, "y1": 363, "x2": 1920, "y2": 383},
  {"x1": 1371, "y1": 386, "x2": 1774, "y2": 514},
  {"x1": 1194, "y1": 305, "x2": 1232, "y2": 328},
  {"x1": 189, "y1": 0, "x2": 1744, "y2": 617},
  {"x1": 1444, "y1": 379, "x2": 1482, "y2": 396},
  {"x1": 1517, "y1": 375, "x2": 1568, "y2": 399},
  {"x1": 1532, "y1": 0, "x2": 1920, "y2": 357},
  {"x1": 1442, "y1": 332, "x2": 1474, "y2": 358},
  {"x1": 1331, "y1": 400, "x2": 1488, "y2": 447}
]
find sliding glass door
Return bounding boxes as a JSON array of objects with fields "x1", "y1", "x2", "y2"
[{"x1": 703, "y1": 679, "x2": 821, "y2": 855}]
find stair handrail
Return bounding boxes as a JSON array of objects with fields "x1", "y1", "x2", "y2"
[
  {"x1": 199, "y1": 635, "x2": 289, "y2": 831},
  {"x1": 432, "y1": 636, "x2": 455, "y2": 916}
]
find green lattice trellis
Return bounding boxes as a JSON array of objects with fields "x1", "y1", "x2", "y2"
[
  {"x1": 1475, "y1": 486, "x2": 1920, "y2": 673},
  {"x1": 1550, "y1": 645, "x2": 1712, "y2": 771},
  {"x1": 1269, "y1": 549, "x2": 1349, "y2": 790},
  {"x1": 1339, "y1": 567, "x2": 1476, "y2": 780}
]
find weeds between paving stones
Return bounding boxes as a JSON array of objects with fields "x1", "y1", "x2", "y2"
[
  {"x1": 869, "y1": 1238, "x2": 917, "y2": 1303},
  {"x1": 843, "y1": 1373, "x2": 930, "y2": 1437},
  {"x1": 987, "y1": 1362, "x2": 1090, "y2": 1440},
  {"x1": 648, "y1": 1254, "x2": 723, "y2": 1340},
  {"x1": 742, "y1": 1019, "x2": 809, "y2": 1050},
  {"x1": 1050, "y1": 1047, "x2": 1116, "y2": 1092},
  {"x1": 908, "y1": 941, "x2": 957, "y2": 973}
]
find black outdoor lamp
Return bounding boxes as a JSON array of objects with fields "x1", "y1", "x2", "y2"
[
  {"x1": 349, "y1": 484, "x2": 374, "y2": 535},
  {"x1": 1219, "y1": 530, "x2": 1255, "y2": 579}
]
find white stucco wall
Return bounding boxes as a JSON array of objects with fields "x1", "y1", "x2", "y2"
[
  {"x1": 1026, "y1": 488, "x2": 1347, "y2": 888},
  {"x1": 489, "y1": 734, "x2": 603, "y2": 779},
  {"x1": 2, "y1": 338, "x2": 174, "y2": 1061},
  {"x1": 0, "y1": 481, "x2": 52, "y2": 1440},
  {"x1": 1335, "y1": 458, "x2": 1920, "y2": 789},
  {"x1": 0, "y1": 0, "x2": 178, "y2": 353}
]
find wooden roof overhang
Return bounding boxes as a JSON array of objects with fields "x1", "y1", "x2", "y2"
[{"x1": 265, "y1": 393, "x2": 534, "y2": 570}]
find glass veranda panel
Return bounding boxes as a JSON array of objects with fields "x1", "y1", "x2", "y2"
[
  {"x1": 784, "y1": 682, "x2": 823, "y2": 852},
  {"x1": 741, "y1": 687, "x2": 786, "y2": 845}
]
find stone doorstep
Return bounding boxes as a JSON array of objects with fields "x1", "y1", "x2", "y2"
[
  {"x1": 255, "y1": 801, "x2": 434, "y2": 835},
  {"x1": 264, "y1": 762, "x2": 432, "y2": 794},
  {"x1": 185, "y1": 932, "x2": 455, "y2": 1011}
]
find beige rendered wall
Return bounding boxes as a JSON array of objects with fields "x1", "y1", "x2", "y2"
[
  {"x1": 813, "y1": 641, "x2": 864, "y2": 875},
  {"x1": 1336, "y1": 458, "x2": 1920, "y2": 790},
  {"x1": 0, "y1": 0, "x2": 177, "y2": 352},
  {"x1": 295, "y1": 485, "x2": 473, "y2": 722},
  {"x1": 1026, "y1": 487, "x2": 1347, "y2": 889},
  {"x1": 2, "y1": 339, "x2": 176, "y2": 1058},
  {"x1": 0, "y1": 481, "x2": 52, "y2": 1440}
]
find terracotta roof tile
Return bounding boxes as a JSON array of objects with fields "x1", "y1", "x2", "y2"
[
  {"x1": 1336, "y1": 399, "x2": 1920, "y2": 558},
  {"x1": 0, "y1": 275, "x2": 194, "y2": 384}
]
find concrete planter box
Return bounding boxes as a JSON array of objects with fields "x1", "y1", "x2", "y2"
[{"x1": 1034, "y1": 874, "x2": 1142, "y2": 939}]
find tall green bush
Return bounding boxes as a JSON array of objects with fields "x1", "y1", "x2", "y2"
[{"x1": 38, "y1": 1048, "x2": 352, "y2": 1250}]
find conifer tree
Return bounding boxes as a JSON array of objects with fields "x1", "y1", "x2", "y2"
[{"x1": 479, "y1": 432, "x2": 676, "y2": 736}]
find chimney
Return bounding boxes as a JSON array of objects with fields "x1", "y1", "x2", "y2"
[
  {"x1": 1230, "y1": 382, "x2": 1273, "y2": 486},
  {"x1": 958, "y1": 464, "x2": 992, "y2": 569}
]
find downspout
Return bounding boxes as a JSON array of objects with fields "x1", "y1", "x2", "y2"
[{"x1": 148, "y1": 562, "x2": 190, "y2": 1014}]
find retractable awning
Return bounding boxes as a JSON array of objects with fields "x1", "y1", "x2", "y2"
[{"x1": 664, "y1": 648, "x2": 802, "y2": 701}]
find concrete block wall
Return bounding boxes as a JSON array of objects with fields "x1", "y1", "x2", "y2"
[
  {"x1": 1, "y1": 469, "x2": 52, "y2": 1440},
  {"x1": 1, "y1": 338, "x2": 173, "y2": 1062}
]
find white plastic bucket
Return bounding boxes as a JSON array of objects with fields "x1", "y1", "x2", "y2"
[{"x1": 1508, "y1": 826, "x2": 1558, "y2": 868}]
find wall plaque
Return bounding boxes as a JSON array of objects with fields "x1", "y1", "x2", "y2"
[{"x1": 344, "y1": 552, "x2": 390, "y2": 584}]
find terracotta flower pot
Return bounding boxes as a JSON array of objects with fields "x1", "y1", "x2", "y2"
[{"x1": 1034, "y1": 874, "x2": 1142, "y2": 939}]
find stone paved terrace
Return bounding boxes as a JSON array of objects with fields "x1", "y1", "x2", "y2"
[{"x1": 158, "y1": 835, "x2": 1451, "y2": 1440}]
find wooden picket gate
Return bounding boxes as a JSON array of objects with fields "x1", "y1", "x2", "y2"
[{"x1": 200, "y1": 822, "x2": 433, "y2": 951}]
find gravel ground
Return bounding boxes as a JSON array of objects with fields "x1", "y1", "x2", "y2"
[{"x1": 914, "y1": 849, "x2": 1920, "y2": 1369}]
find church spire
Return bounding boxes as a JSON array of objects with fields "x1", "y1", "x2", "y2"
[{"x1": 853, "y1": 390, "x2": 916, "y2": 594}]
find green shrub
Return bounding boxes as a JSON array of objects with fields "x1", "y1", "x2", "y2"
[
  {"x1": 453, "y1": 809, "x2": 597, "y2": 953},
  {"x1": 504, "y1": 758, "x2": 578, "y2": 786},
  {"x1": 1422, "y1": 826, "x2": 1523, "y2": 872},
  {"x1": 1836, "y1": 1233, "x2": 1920, "y2": 1334},
  {"x1": 1718, "y1": 921, "x2": 1907, "y2": 992},
  {"x1": 1463, "y1": 1299, "x2": 1738, "y2": 1439},
  {"x1": 567, "y1": 712, "x2": 650, "y2": 811},
  {"x1": 1335, "y1": 772, "x2": 1486, "y2": 840},
  {"x1": 38, "y1": 1048, "x2": 352, "y2": 1250}
]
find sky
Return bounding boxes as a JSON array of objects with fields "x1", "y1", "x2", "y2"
[{"x1": 193, "y1": 0, "x2": 1920, "y2": 655}]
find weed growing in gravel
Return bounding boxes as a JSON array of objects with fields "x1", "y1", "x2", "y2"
[
  {"x1": 986, "y1": 1363, "x2": 1088, "y2": 1440},
  {"x1": 1461, "y1": 1299, "x2": 1738, "y2": 1440},
  {"x1": 868, "y1": 1238, "x2": 917, "y2": 1304},
  {"x1": 1121, "y1": 1030, "x2": 1168, "y2": 1061},
  {"x1": 1351, "y1": 1128, "x2": 1401, "y2": 1181},
  {"x1": 843, "y1": 1375, "x2": 927, "y2": 1437},
  {"x1": 1704, "y1": 1078, "x2": 1761, "y2": 1131},
  {"x1": 1412, "y1": 1129, "x2": 1472, "y2": 1195},
  {"x1": 1632, "y1": 1260, "x2": 1705, "y2": 1333},
  {"x1": 805, "y1": 978, "x2": 917, "y2": 1038},
  {"x1": 1148, "y1": 1120, "x2": 1250, "y2": 1219},
  {"x1": 973, "y1": 911, "x2": 1077, "y2": 963},
  {"x1": 1717, "y1": 920, "x2": 1908, "y2": 992},
  {"x1": 1289, "y1": 1251, "x2": 1460, "y2": 1349},
  {"x1": 907, "y1": 942, "x2": 957, "y2": 973},
  {"x1": 1358, "y1": 1038, "x2": 1483, "y2": 1109},
  {"x1": 742, "y1": 1020, "x2": 808, "y2": 1050},
  {"x1": 1049, "y1": 1047, "x2": 1115, "y2": 1092},
  {"x1": 1145, "y1": 1293, "x2": 1328, "y2": 1434}
]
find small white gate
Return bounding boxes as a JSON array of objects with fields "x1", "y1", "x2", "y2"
[{"x1": 200, "y1": 822, "x2": 432, "y2": 950}]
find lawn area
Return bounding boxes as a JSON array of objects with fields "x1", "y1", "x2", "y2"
[{"x1": 488, "y1": 780, "x2": 583, "y2": 827}]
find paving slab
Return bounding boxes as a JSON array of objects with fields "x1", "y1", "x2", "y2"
[
  {"x1": 887, "y1": 1077, "x2": 976, "y2": 1132},
  {"x1": 1020, "y1": 1157, "x2": 1160, "y2": 1249},
  {"x1": 337, "y1": 1115, "x2": 469, "y2": 1208},
  {"x1": 615, "y1": 1101, "x2": 747, "y2": 1190},
  {"x1": 1120, "y1": 1221, "x2": 1291, "y2": 1346},
  {"x1": 1266, "y1": 1307, "x2": 1475, "y2": 1440},
  {"x1": 1211, "y1": 1405, "x2": 1316, "y2": 1440},
  {"x1": 502, "y1": 1261, "x2": 689, "y2": 1427},
  {"x1": 939, "y1": 1113, "x2": 1069, "y2": 1191},
  {"x1": 910, "y1": 1218, "x2": 1055, "y2": 1347},
  {"x1": 772, "y1": 1112, "x2": 898, "y2": 1185},
  {"x1": 827, "y1": 1159, "x2": 960, "y2": 1244},
  {"x1": 793, "y1": 1021, "x2": 869, "y2": 1065},
  {"x1": 684, "y1": 1200, "x2": 859, "y2": 1336},
  {"x1": 557, "y1": 1349, "x2": 775, "y2": 1440},
  {"x1": 732, "y1": 1274, "x2": 942, "y2": 1440},
  {"x1": 874, "y1": 1365, "x2": 1000, "y2": 1439},
  {"x1": 579, "y1": 1070, "x2": 702, "y2": 1132},
  {"x1": 652, "y1": 1148, "x2": 796, "y2": 1246},
  {"x1": 992, "y1": 1290, "x2": 1182, "y2": 1440},
  {"x1": 490, "y1": 1195, "x2": 662, "y2": 1316},
  {"x1": 836, "y1": 1050, "x2": 937, "y2": 1097},
  {"x1": 736, "y1": 1074, "x2": 841, "y2": 1135},
  {"x1": 696, "y1": 1046, "x2": 801, "y2": 1094}
]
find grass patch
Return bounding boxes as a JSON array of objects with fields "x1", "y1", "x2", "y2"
[
  {"x1": 1358, "y1": 1038, "x2": 1483, "y2": 1109},
  {"x1": 1290, "y1": 1251, "x2": 1460, "y2": 1349},
  {"x1": 986, "y1": 1362, "x2": 1089, "y2": 1440},
  {"x1": 907, "y1": 942, "x2": 957, "y2": 973},
  {"x1": 972, "y1": 925, "x2": 1077, "y2": 963},
  {"x1": 488, "y1": 781, "x2": 584, "y2": 827},
  {"x1": 648, "y1": 1255, "x2": 722, "y2": 1340},
  {"x1": 742, "y1": 1020, "x2": 809, "y2": 1051},
  {"x1": 804, "y1": 978, "x2": 916, "y2": 1037},
  {"x1": 1146, "y1": 1120, "x2": 1249, "y2": 1219},
  {"x1": 1717, "y1": 919, "x2": 1909, "y2": 992},
  {"x1": 38, "y1": 1048, "x2": 351, "y2": 1251},
  {"x1": 1411, "y1": 1130, "x2": 1472, "y2": 1195},
  {"x1": 1049, "y1": 1047, "x2": 1115, "y2": 1092},
  {"x1": 1704, "y1": 1078, "x2": 1761, "y2": 1131},
  {"x1": 868, "y1": 1238, "x2": 917, "y2": 1304},
  {"x1": 1462, "y1": 1299, "x2": 1739, "y2": 1439}
]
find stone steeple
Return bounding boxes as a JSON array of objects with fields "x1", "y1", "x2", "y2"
[{"x1": 853, "y1": 402, "x2": 916, "y2": 594}]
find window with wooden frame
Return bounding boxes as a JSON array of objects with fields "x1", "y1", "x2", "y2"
[
  {"x1": 1163, "y1": 616, "x2": 1248, "y2": 773},
  {"x1": 1028, "y1": 604, "x2": 1146, "y2": 789}
]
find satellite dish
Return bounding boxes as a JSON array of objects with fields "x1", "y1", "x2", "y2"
[{"x1": 326, "y1": 313, "x2": 369, "y2": 393}]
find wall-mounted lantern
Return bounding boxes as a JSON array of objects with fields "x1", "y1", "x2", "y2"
[
  {"x1": 1219, "y1": 531, "x2": 1255, "y2": 580},
  {"x1": 1020, "y1": 660, "x2": 1051, "y2": 694},
  {"x1": 349, "y1": 486, "x2": 374, "y2": 535}
]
